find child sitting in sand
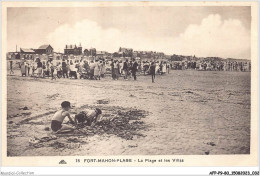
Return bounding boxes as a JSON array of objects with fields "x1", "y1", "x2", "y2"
[
  {"x1": 51, "y1": 101, "x2": 75, "y2": 133},
  {"x1": 74, "y1": 108, "x2": 103, "y2": 126}
]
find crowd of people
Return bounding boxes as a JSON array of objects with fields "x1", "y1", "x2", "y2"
[
  {"x1": 109, "y1": 59, "x2": 170, "y2": 81},
  {"x1": 171, "y1": 60, "x2": 251, "y2": 72},
  {"x1": 13, "y1": 57, "x2": 172, "y2": 83},
  {"x1": 10, "y1": 56, "x2": 251, "y2": 83},
  {"x1": 16, "y1": 58, "x2": 107, "y2": 80}
]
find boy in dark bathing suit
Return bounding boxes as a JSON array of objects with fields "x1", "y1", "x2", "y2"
[{"x1": 51, "y1": 101, "x2": 75, "y2": 133}]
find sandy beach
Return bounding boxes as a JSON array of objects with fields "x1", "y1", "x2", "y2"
[{"x1": 6, "y1": 69, "x2": 250, "y2": 156}]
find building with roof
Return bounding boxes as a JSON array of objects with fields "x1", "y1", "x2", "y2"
[
  {"x1": 35, "y1": 45, "x2": 53, "y2": 55},
  {"x1": 64, "y1": 44, "x2": 82, "y2": 55},
  {"x1": 84, "y1": 48, "x2": 96, "y2": 56},
  {"x1": 89, "y1": 48, "x2": 96, "y2": 56},
  {"x1": 96, "y1": 51, "x2": 108, "y2": 57},
  {"x1": 20, "y1": 48, "x2": 35, "y2": 54},
  {"x1": 7, "y1": 52, "x2": 21, "y2": 60},
  {"x1": 118, "y1": 47, "x2": 133, "y2": 57}
]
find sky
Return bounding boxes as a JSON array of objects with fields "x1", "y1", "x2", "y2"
[{"x1": 7, "y1": 6, "x2": 251, "y2": 59}]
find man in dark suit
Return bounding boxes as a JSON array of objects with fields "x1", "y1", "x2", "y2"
[
  {"x1": 123, "y1": 59, "x2": 129, "y2": 80},
  {"x1": 132, "y1": 59, "x2": 138, "y2": 81}
]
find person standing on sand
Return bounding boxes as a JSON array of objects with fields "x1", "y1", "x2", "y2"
[
  {"x1": 162, "y1": 62, "x2": 167, "y2": 74},
  {"x1": 143, "y1": 61, "x2": 149, "y2": 75},
  {"x1": 51, "y1": 101, "x2": 75, "y2": 133},
  {"x1": 132, "y1": 59, "x2": 138, "y2": 81},
  {"x1": 78, "y1": 60, "x2": 84, "y2": 75},
  {"x1": 56, "y1": 63, "x2": 62, "y2": 78},
  {"x1": 114, "y1": 60, "x2": 120, "y2": 80},
  {"x1": 93, "y1": 60, "x2": 101, "y2": 80},
  {"x1": 119, "y1": 60, "x2": 123, "y2": 76},
  {"x1": 166, "y1": 62, "x2": 170, "y2": 74},
  {"x1": 42, "y1": 62, "x2": 47, "y2": 78},
  {"x1": 128, "y1": 60, "x2": 133, "y2": 78},
  {"x1": 150, "y1": 62, "x2": 156, "y2": 83},
  {"x1": 50, "y1": 61, "x2": 56, "y2": 80},
  {"x1": 123, "y1": 59, "x2": 129, "y2": 80},
  {"x1": 83, "y1": 60, "x2": 90, "y2": 71},
  {"x1": 36, "y1": 59, "x2": 43, "y2": 78},
  {"x1": 110, "y1": 59, "x2": 115, "y2": 80},
  {"x1": 9, "y1": 60, "x2": 14, "y2": 75},
  {"x1": 62, "y1": 59, "x2": 68, "y2": 78},
  {"x1": 69, "y1": 60, "x2": 75, "y2": 79},
  {"x1": 31, "y1": 61, "x2": 35, "y2": 77},
  {"x1": 89, "y1": 60, "x2": 95, "y2": 80},
  {"x1": 20, "y1": 62, "x2": 26, "y2": 76},
  {"x1": 24, "y1": 61, "x2": 28, "y2": 76},
  {"x1": 159, "y1": 61, "x2": 162, "y2": 75},
  {"x1": 100, "y1": 61, "x2": 106, "y2": 78},
  {"x1": 27, "y1": 61, "x2": 31, "y2": 76},
  {"x1": 68, "y1": 60, "x2": 72, "y2": 77},
  {"x1": 82, "y1": 60, "x2": 90, "y2": 78}
]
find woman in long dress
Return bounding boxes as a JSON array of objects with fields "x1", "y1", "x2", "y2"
[
  {"x1": 89, "y1": 60, "x2": 95, "y2": 79},
  {"x1": 36, "y1": 60, "x2": 43, "y2": 78},
  {"x1": 27, "y1": 61, "x2": 31, "y2": 76},
  {"x1": 69, "y1": 61, "x2": 78, "y2": 79},
  {"x1": 162, "y1": 62, "x2": 167, "y2": 74},
  {"x1": 78, "y1": 60, "x2": 84, "y2": 75},
  {"x1": 110, "y1": 60, "x2": 115, "y2": 80},
  {"x1": 100, "y1": 61, "x2": 106, "y2": 78},
  {"x1": 114, "y1": 60, "x2": 120, "y2": 80},
  {"x1": 155, "y1": 62, "x2": 160, "y2": 74},
  {"x1": 20, "y1": 62, "x2": 26, "y2": 76},
  {"x1": 94, "y1": 60, "x2": 101, "y2": 80}
]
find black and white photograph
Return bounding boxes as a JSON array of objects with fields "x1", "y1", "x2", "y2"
[{"x1": 1, "y1": 1, "x2": 258, "y2": 168}]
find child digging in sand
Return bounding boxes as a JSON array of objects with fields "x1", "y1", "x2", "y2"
[
  {"x1": 51, "y1": 101, "x2": 75, "y2": 133},
  {"x1": 74, "y1": 108, "x2": 103, "y2": 127}
]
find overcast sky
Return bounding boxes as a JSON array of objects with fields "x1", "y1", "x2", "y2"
[{"x1": 7, "y1": 6, "x2": 251, "y2": 59}]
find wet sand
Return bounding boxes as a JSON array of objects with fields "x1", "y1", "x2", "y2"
[{"x1": 6, "y1": 70, "x2": 251, "y2": 156}]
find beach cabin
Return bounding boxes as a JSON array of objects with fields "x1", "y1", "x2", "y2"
[
  {"x1": 64, "y1": 44, "x2": 82, "y2": 55},
  {"x1": 35, "y1": 45, "x2": 53, "y2": 55}
]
